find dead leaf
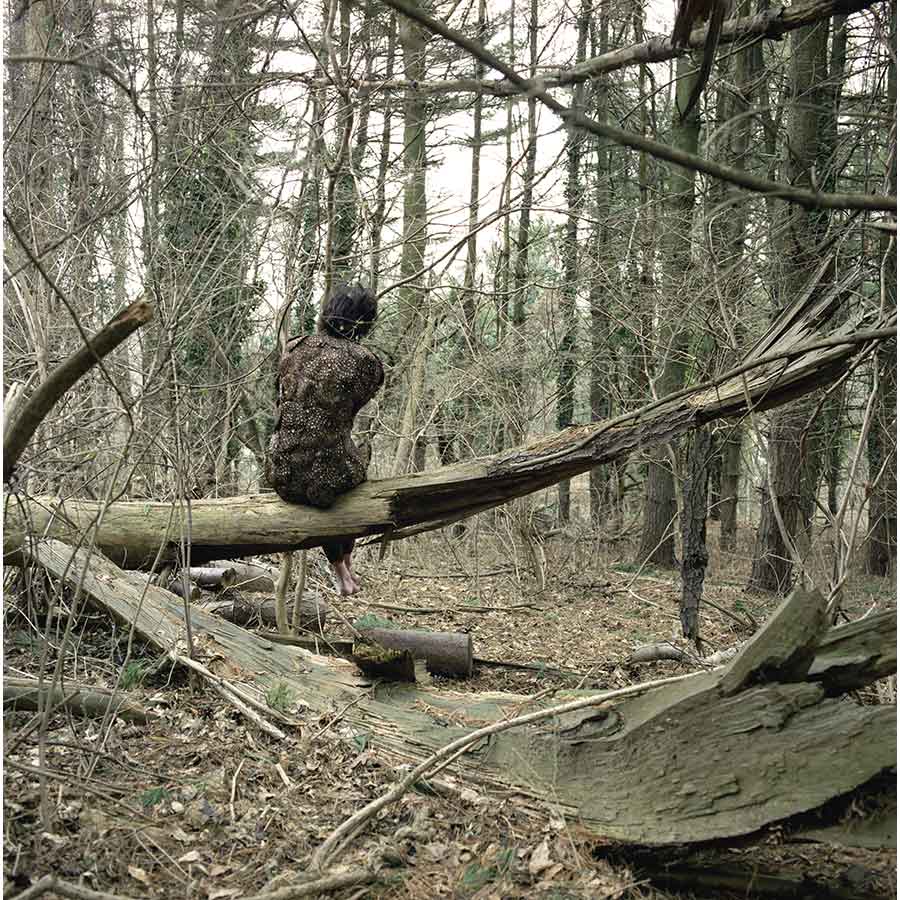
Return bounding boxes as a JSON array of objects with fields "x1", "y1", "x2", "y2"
[
  {"x1": 178, "y1": 850, "x2": 201, "y2": 864},
  {"x1": 528, "y1": 839, "x2": 552, "y2": 876},
  {"x1": 128, "y1": 866, "x2": 149, "y2": 884}
]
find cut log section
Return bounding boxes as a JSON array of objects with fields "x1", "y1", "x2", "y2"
[
  {"x1": 187, "y1": 566, "x2": 237, "y2": 589},
  {"x1": 197, "y1": 591, "x2": 329, "y2": 634},
  {"x1": 4, "y1": 676, "x2": 151, "y2": 723},
  {"x1": 209, "y1": 561, "x2": 277, "y2": 593},
  {"x1": 5, "y1": 284, "x2": 894, "y2": 567},
  {"x1": 352, "y1": 642, "x2": 416, "y2": 682},
  {"x1": 27, "y1": 539, "x2": 896, "y2": 846},
  {"x1": 164, "y1": 579, "x2": 201, "y2": 601}
]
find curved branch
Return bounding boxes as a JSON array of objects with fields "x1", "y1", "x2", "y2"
[{"x1": 3, "y1": 300, "x2": 153, "y2": 483}]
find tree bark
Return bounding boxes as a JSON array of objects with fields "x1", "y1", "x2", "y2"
[
  {"x1": 680, "y1": 427, "x2": 712, "y2": 640},
  {"x1": 30, "y1": 539, "x2": 896, "y2": 847}
]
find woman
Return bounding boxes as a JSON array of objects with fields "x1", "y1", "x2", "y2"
[{"x1": 266, "y1": 283, "x2": 383, "y2": 595}]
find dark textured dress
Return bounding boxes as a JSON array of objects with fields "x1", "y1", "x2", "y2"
[{"x1": 266, "y1": 332, "x2": 384, "y2": 510}]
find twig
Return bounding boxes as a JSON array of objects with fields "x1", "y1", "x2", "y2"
[
  {"x1": 230, "y1": 757, "x2": 246, "y2": 823},
  {"x1": 168, "y1": 652, "x2": 288, "y2": 740},
  {"x1": 241, "y1": 868, "x2": 377, "y2": 900},
  {"x1": 310, "y1": 670, "x2": 701, "y2": 869}
]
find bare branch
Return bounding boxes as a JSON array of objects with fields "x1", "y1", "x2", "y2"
[{"x1": 376, "y1": 0, "x2": 896, "y2": 211}]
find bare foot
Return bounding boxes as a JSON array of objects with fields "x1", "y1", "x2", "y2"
[
  {"x1": 344, "y1": 554, "x2": 362, "y2": 591},
  {"x1": 333, "y1": 561, "x2": 359, "y2": 596}
]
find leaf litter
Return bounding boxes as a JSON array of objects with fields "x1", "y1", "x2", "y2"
[{"x1": 3, "y1": 524, "x2": 896, "y2": 899}]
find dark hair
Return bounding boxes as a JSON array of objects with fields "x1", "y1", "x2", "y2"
[{"x1": 319, "y1": 283, "x2": 378, "y2": 340}]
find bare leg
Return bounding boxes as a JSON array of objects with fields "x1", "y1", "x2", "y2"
[
  {"x1": 343, "y1": 552, "x2": 362, "y2": 590},
  {"x1": 330, "y1": 559, "x2": 358, "y2": 596}
]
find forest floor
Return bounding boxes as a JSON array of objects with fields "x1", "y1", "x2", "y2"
[{"x1": 3, "y1": 519, "x2": 897, "y2": 900}]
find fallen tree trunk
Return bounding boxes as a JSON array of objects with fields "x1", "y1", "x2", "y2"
[
  {"x1": 4, "y1": 279, "x2": 895, "y2": 567},
  {"x1": 29, "y1": 540, "x2": 896, "y2": 846}
]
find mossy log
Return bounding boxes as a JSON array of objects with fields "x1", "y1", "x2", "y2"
[
  {"x1": 28, "y1": 539, "x2": 896, "y2": 846},
  {"x1": 360, "y1": 628, "x2": 473, "y2": 677},
  {"x1": 4, "y1": 285, "x2": 893, "y2": 567}
]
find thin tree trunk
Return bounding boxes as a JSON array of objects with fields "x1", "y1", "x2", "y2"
[
  {"x1": 556, "y1": 0, "x2": 589, "y2": 523},
  {"x1": 588, "y1": 8, "x2": 611, "y2": 524},
  {"x1": 681, "y1": 427, "x2": 712, "y2": 640},
  {"x1": 748, "y1": 19, "x2": 831, "y2": 593},
  {"x1": 369, "y1": 15, "x2": 396, "y2": 292},
  {"x1": 865, "y1": 1, "x2": 896, "y2": 577}
]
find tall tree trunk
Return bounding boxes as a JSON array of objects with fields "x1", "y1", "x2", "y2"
[
  {"x1": 748, "y1": 19, "x2": 831, "y2": 593},
  {"x1": 508, "y1": 0, "x2": 539, "y2": 447},
  {"x1": 635, "y1": 51, "x2": 700, "y2": 569},
  {"x1": 588, "y1": 8, "x2": 611, "y2": 524},
  {"x1": 369, "y1": 14, "x2": 396, "y2": 292},
  {"x1": 391, "y1": 0, "x2": 430, "y2": 476},
  {"x1": 865, "y1": 0, "x2": 897, "y2": 577},
  {"x1": 556, "y1": 0, "x2": 589, "y2": 523},
  {"x1": 328, "y1": 0, "x2": 359, "y2": 289},
  {"x1": 681, "y1": 427, "x2": 713, "y2": 640}
]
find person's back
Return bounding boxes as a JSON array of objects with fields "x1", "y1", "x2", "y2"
[
  {"x1": 265, "y1": 283, "x2": 383, "y2": 595},
  {"x1": 267, "y1": 330, "x2": 382, "y2": 507}
]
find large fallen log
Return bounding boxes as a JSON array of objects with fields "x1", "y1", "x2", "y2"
[
  {"x1": 29, "y1": 540, "x2": 896, "y2": 846},
  {"x1": 3, "y1": 273, "x2": 895, "y2": 567}
]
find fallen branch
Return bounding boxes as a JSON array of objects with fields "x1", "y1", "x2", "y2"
[
  {"x1": 12, "y1": 874, "x2": 140, "y2": 900},
  {"x1": 3, "y1": 299, "x2": 153, "y2": 483},
  {"x1": 3, "y1": 676, "x2": 151, "y2": 723},
  {"x1": 322, "y1": 0, "x2": 877, "y2": 97},
  {"x1": 380, "y1": 0, "x2": 895, "y2": 211},
  {"x1": 168, "y1": 652, "x2": 291, "y2": 740}
]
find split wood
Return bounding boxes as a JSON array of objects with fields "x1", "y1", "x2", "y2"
[{"x1": 310, "y1": 670, "x2": 697, "y2": 869}]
